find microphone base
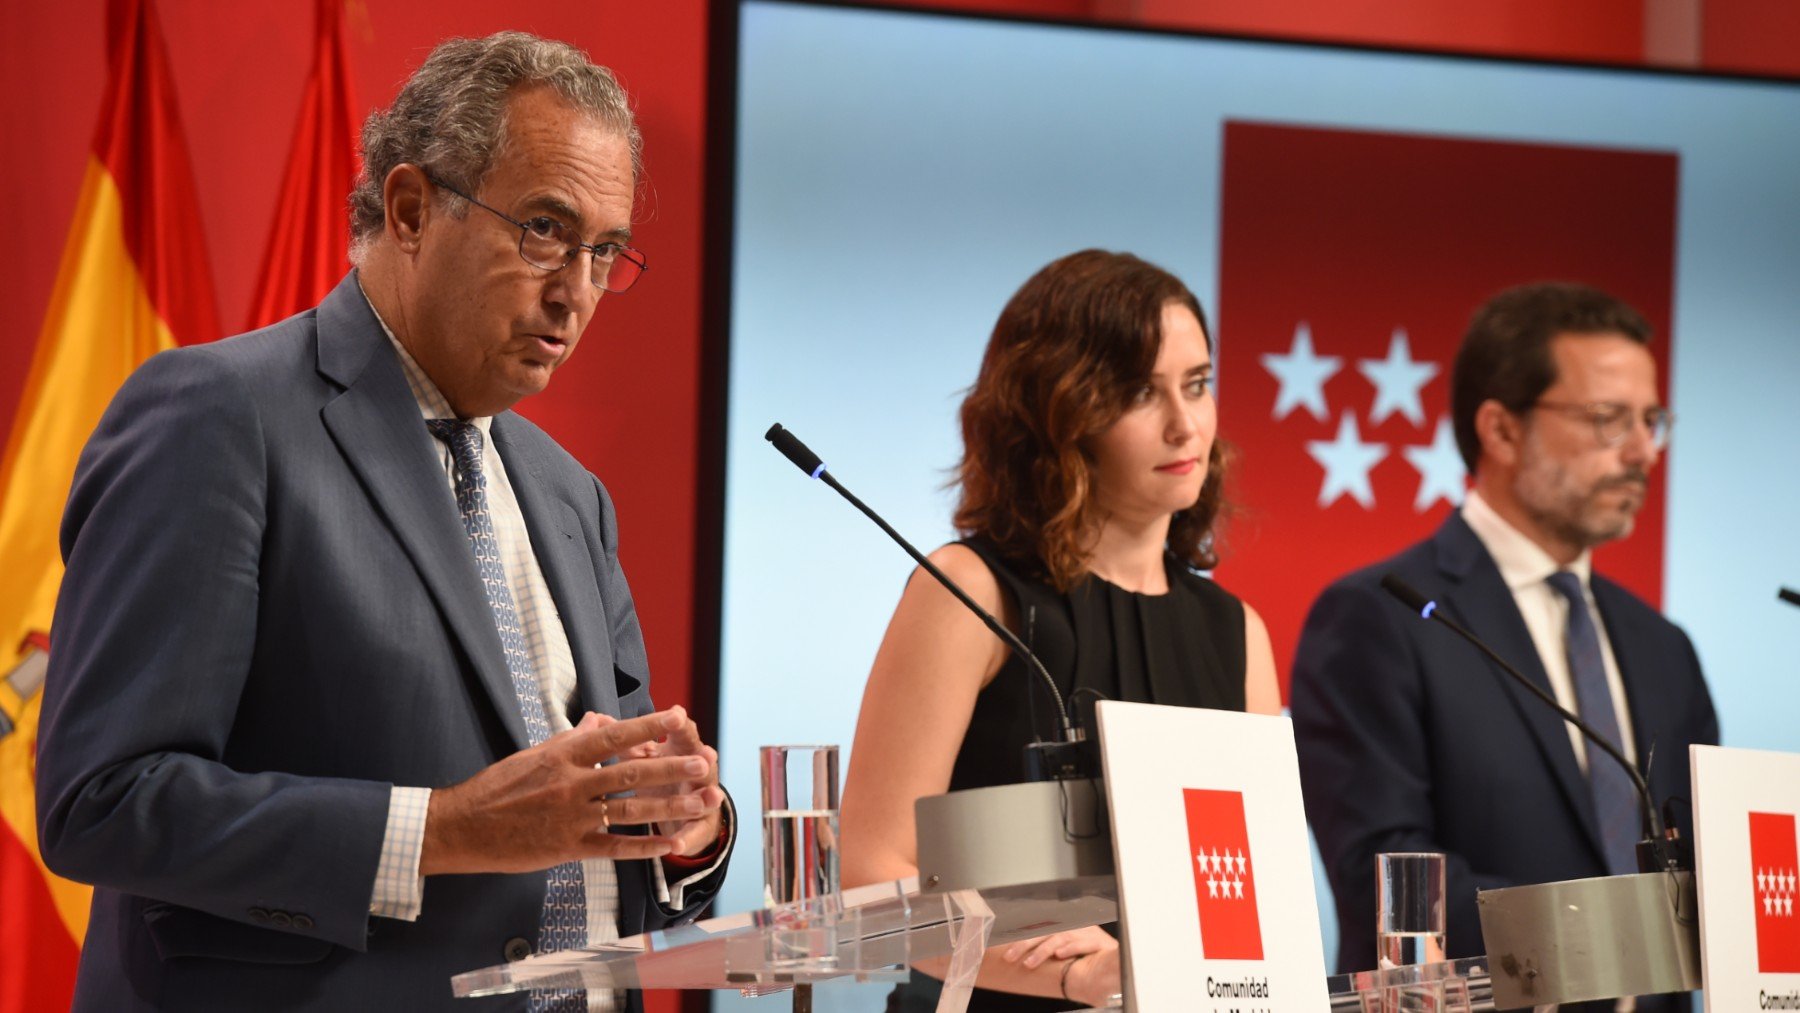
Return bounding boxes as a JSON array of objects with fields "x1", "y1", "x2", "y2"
[
  {"x1": 1638, "y1": 833, "x2": 1691, "y2": 873},
  {"x1": 1478, "y1": 870, "x2": 1701, "y2": 1008},
  {"x1": 1022, "y1": 738, "x2": 1097, "y2": 782}
]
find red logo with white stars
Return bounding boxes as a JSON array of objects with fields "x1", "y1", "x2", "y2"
[
  {"x1": 1750, "y1": 811, "x2": 1800, "y2": 973},
  {"x1": 1183, "y1": 788, "x2": 1263, "y2": 960}
]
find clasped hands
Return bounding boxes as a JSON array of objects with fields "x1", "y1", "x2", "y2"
[{"x1": 421, "y1": 706, "x2": 725, "y2": 876}]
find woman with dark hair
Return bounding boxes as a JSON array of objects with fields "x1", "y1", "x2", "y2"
[{"x1": 840, "y1": 250, "x2": 1281, "y2": 1010}]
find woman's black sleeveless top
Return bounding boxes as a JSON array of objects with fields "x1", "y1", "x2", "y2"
[{"x1": 888, "y1": 538, "x2": 1248, "y2": 1013}]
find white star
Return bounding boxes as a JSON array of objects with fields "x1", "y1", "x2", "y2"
[
  {"x1": 1307, "y1": 413, "x2": 1389, "y2": 509},
  {"x1": 1233, "y1": 878, "x2": 1244, "y2": 899},
  {"x1": 1208, "y1": 878, "x2": 1219, "y2": 898},
  {"x1": 1358, "y1": 328, "x2": 1439, "y2": 426},
  {"x1": 1769, "y1": 895, "x2": 1777, "y2": 915},
  {"x1": 1262, "y1": 322, "x2": 1342, "y2": 421},
  {"x1": 1212, "y1": 848, "x2": 1223, "y2": 873},
  {"x1": 1235, "y1": 850, "x2": 1247, "y2": 875},
  {"x1": 1196, "y1": 852, "x2": 1209, "y2": 873},
  {"x1": 1402, "y1": 416, "x2": 1467, "y2": 512},
  {"x1": 1760, "y1": 869, "x2": 1769, "y2": 893},
  {"x1": 1786, "y1": 896, "x2": 1794, "y2": 917}
]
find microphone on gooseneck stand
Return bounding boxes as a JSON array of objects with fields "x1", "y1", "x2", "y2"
[
  {"x1": 1378, "y1": 573, "x2": 1681, "y2": 873},
  {"x1": 765, "y1": 423, "x2": 1090, "y2": 781}
]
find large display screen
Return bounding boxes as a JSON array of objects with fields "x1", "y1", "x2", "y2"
[{"x1": 716, "y1": 3, "x2": 1800, "y2": 1004}]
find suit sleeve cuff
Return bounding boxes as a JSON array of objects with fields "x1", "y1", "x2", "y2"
[
  {"x1": 368, "y1": 786, "x2": 431, "y2": 921},
  {"x1": 656, "y1": 792, "x2": 735, "y2": 909}
]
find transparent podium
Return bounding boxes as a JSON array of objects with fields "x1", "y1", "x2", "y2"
[
  {"x1": 450, "y1": 874, "x2": 1117, "y2": 1006},
  {"x1": 1326, "y1": 957, "x2": 1496, "y2": 1013}
]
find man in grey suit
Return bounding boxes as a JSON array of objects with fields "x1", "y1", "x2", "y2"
[
  {"x1": 1291, "y1": 283, "x2": 1716, "y2": 1011},
  {"x1": 36, "y1": 33, "x2": 731, "y2": 1011}
]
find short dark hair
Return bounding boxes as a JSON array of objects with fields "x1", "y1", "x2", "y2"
[
  {"x1": 953, "y1": 249, "x2": 1231, "y2": 589},
  {"x1": 1451, "y1": 282, "x2": 1652, "y2": 473}
]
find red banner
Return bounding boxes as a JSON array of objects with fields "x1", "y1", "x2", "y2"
[{"x1": 1215, "y1": 121, "x2": 1677, "y2": 694}]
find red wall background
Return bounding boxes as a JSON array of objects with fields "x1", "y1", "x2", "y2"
[
  {"x1": 0, "y1": 0, "x2": 1793, "y2": 1006},
  {"x1": 1, "y1": 0, "x2": 717, "y2": 725}
]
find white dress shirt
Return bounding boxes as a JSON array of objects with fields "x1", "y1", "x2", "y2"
[{"x1": 1460, "y1": 490, "x2": 1639, "y2": 773}]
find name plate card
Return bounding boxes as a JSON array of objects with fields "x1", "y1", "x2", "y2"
[
  {"x1": 1097, "y1": 701, "x2": 1329, "y2": 1013},
  {"x1": 1692, "y1": 745, "x2": 1800, "y2": 1013}
]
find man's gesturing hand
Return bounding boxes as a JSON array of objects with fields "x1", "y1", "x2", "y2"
[
  {"x1": 599, "y1": 706, "x2": 726, "y2": 858},
  {"x1": 420, "y1": 708, "x2": 712, "y2": 876}
]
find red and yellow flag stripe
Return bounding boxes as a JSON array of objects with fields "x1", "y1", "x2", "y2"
[{"x1": 0, "y1": 0, "x2": 218, "y2": 1007}]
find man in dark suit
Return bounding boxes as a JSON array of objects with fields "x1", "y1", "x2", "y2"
[
  {"x1": 1290, "y1": 283, "x2": 1718, "y2": 1003},
  {"x1": 36, "y1": 33, "x2": 731, "y2": 1011}
]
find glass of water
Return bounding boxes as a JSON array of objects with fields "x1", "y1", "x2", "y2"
[
  {"x1": 1376, "y1": 851, "x2": 1446, "y2": 969},
  {"x1": 760, "y1": 744, "x2": 841, "y2": 968}
]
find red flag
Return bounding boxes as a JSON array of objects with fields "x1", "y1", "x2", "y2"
[
  {"x1": 1214, "y1": 121, "x2": 1678, "y2": 696},
  {"x1": 1750, "y1": 811, "x2": 1800, "y2": 973},
  {"x1": 0, "y1": 0, "x2": 219, "y2": 1008},
  {"x1": 245, "y1": 0, "x2": 357, "y2": 329},
  {"x1": 1183, "y1": 788, "x2": 1264, "y2": 960}
]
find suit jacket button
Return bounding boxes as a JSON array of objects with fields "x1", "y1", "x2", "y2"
[
  {"x1": 293, "y1": 914, "x2": 315, "y2": 930},
  {"x1": 248, "y1": 907, "x2": 270, "y2": 923},
  {"x1": 503, "y1": 937, "x2": 532, "y2": 962},
  {"x1": 269, "y1": 911, "x2": 294, "y2": 928}
]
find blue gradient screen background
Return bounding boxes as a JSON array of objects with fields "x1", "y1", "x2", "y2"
[{"x1": 713, "y1": 4, "x2": 1800, "y2": 1006}]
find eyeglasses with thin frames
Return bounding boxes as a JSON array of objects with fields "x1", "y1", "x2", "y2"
[
  {"x1": 1531, "y1": 400, "x2": 1673, "y2": 450},
  {"x1": 426, "y1": 173, "x2": 647, "y2": 293}
]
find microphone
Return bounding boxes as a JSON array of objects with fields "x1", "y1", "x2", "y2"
[
  {"x1": 1780, "y1": 587, "x2": 1800, "y2": 608},
  {"x1": 765, "y1": 423, "x2": 1087, "y2": 780},
  {"x1": 1378, "y1": 573, "x2": 1678, "y2": 873}
]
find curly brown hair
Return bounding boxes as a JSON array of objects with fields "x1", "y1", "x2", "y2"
[
  {"x1": 953, "y1": 250, "x2": 1231, "y2": 590},
  {"x1": 348, "y1": 32, "x2": 639, "y2": 262}
]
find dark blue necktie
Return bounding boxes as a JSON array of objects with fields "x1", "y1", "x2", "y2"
[
  {"x1": 428, "y1": 420, "x2": 588, "y2": 1010},
  {"x1": 1546, "y1": 570, "x2": 1640, "y2": 875}
]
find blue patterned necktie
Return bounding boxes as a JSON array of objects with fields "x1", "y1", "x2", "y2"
[
  {"x1": 1545, "y1": 570, "x2": 1641, "y2": 875},
  {"x1": 427, "y1": 420, "x2": 588, "y2": 1010}
]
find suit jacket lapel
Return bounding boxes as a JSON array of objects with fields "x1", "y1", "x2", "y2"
[
  {"x1": 314, "y1": 275, "x2": 532, "y2": 752},
  {"x1": 1433, "y1": 513, "x2": 1609, "y2": 866},
  {"x1": 491, "y1": 417, "x2": 622, "y2": 723}
]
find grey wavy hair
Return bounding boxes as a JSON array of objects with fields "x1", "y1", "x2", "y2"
[{"x1": 348, "y1": 31, "x2": 640, "y2": 263}]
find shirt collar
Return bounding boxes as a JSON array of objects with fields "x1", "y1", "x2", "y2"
[
  {"x1": 1460, "y1": 488, "x2": 1592, "y2": 591},
  {"x1": 358, "y1": 282, "x2": 493, "y2": 438}
]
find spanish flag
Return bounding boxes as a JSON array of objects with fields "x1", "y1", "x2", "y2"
[{"x1": 0, "y1": 0, "x2": 219, "y2": 1006}]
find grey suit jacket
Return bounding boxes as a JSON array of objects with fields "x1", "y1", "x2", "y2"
[
  {"x1": 1290, "y1": 512, "x2": 1717, "y2": 986},
  {"x1": 36, "y1": 273, "x2": 725, "y2": 1011}
]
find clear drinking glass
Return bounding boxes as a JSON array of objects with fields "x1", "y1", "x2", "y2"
[
  {"x1": 760, "y1": 744, "x2": 841, "y2": 968},
  {"x1": 1377, "y1": 851, "x2": 1447, "y2": 969}
]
